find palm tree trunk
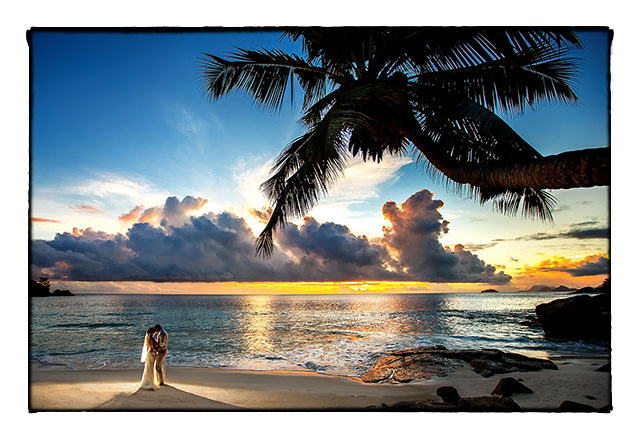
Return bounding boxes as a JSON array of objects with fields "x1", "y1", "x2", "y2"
[{"x1": 409, "y1": 136, "x2": 610, "y2": 190}]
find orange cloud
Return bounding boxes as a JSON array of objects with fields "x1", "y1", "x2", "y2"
[
  {"x1": 31, "y1": 217, "x2": 61, "y2": 223},
  {"x1": 248, "y1": 206, "x2": 273, "y2": 223},
  {"x1": 513, "y1": 253, "x2": 609, "y2": 289},
  {"x1": 72, "y1": 227, "x2": 96, "y2": 237},
  {"x1": 69, "y1": 205, "x2": 106, "y2": 215},
  {"x1": 119, "y1": 205, "x2": 144, "y2": 223}
]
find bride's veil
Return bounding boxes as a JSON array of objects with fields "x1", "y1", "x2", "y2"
[{"x1": 140, "y1": 335, "x2": 148, "y2": 363}]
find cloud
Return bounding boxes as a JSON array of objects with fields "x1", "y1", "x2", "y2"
[
  {"x1": 276, "y1": 216, "x2": 407, "y2": 281},
  {"x1": 248, "y1": 206, "x2": 273, "y2": 223},
  {"x1": 460, "y1": 242, "x2": 499, "y2": 252},
  {"x1": 32, "y1": 208, "x2": 284, "y2": 282},
  {"x1": 31, "y1": 191, "x2": 512, "y2": 284},
  {"x1": 118, "y1": 196, "x2": 208, "y2": 228},
  {"x1": 510, "y1": 226, "x2": 609, "y2": 242},
  {"x1": 69, "y1": 205, "x2": 106, "y2": 215},
  {"x1": 381, "y1": 190, "x2": 511, "y2": 284},
  {"x1": 118, "y1": 205, "x2": 144, "y2": 223},
  {"x1": 31, "y1": 217, "x2": 61, "y2": 223},
  {"x1": 518, "y1": 253, "x2": 610, "y2": 278},
  {"x1": 74, "y1": 173, "x2": 170, "y2": 207}
]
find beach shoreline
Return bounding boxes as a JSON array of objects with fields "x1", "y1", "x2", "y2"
[{"x1": 29, "y1": 355, "x2": 611, "y2": 412}]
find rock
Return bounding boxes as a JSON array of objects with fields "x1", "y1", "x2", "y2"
[
  {"x1": 29, "y1": 279, "x2": 74, "y2": 297},
  {"x1": 595, "y1": 363, "x2": 610, "y2": 372},
  {"x1": 491, "y1": 377, "x2": 534, "y2": 396},
  {"x1": 436, "y1": 386, "x2": 461, "y2": 404},
  {"x1": 361, "y1": 346, "x2": 557, "y2": 383},
  {"x1": 558, "y1": 400, "x2": 597, "y2": 412},
  {"x1": 523, "y1": 285, "x2": 573, "y2": 293},
  {"x1": 52, "y1": 289, "x2": 74, "y2": 296},
  {"x1": 457, "y1": 396, "x2": 520, "y2": 411},
  {"x1": 535, "y1": 293, "x2": 610, "y2": 341},
  {"x1": 574, "y1": 286, "x2": 595, "y2": 294}
]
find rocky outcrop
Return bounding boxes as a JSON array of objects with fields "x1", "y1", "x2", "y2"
[
  {"x1": 491, "y1": 377, "x2": 534, "y2": 397},
  {"x1": 436, "y1": 386, "x2": 461, "y2": 404},
  {"x1": 360, "y1": 345, "x2": 557, "y2": 383},
  {"x1": 29, "y1": 279, "x2": 74, "y2": 297},
  {"x1": 535, "y1": 293, "x2": 610, "y2": 341},
  {"x1": 522, "y1": 285, "x2": 573, "y2": 293}
]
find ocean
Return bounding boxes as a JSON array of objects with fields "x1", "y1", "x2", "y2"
[{"x1": 30, "y1": 292, "x2": 609, "y2": 377}]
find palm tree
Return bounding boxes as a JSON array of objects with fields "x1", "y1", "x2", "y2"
[{"x1": 200, "y1": 28, "x2": 610, "y2": 257}]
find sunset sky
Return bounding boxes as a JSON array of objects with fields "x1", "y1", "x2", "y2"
[{"x1": 28, "y1": 28, "x2": 611, "y2": 294}]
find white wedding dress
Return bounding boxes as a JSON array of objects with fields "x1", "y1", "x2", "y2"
[{"x1": 139, "y1": 335, "x2": 159, "y2": 390}]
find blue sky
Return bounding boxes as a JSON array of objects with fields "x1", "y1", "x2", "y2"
[{"x1": 29, "y1": 28, "x2": 611, "y2": 292}]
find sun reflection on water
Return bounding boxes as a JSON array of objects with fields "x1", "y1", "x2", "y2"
[{"x1": 238, "y1": 295, "x2": 275, "y2": 354}]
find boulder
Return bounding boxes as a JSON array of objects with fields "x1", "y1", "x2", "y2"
[
  {"x1": 535, "y1": 293, "x2": 610, "y2": 341},
  {"x1": 361, "y1": 346, "x2": 557, "y2": 383},
  {"x1": 574, "y1": 286, "x2": 596, "y2": 294},
  {"x1": 436, "y1": 386, "x2": 461, "y2": 404},
  {"x1": 491, "y1": 377, "x2": 534, "y2": 396}
]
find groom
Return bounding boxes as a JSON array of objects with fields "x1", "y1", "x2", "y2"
[{"x1": 153, "y1": 324, "x2": 168, "y2": 386}]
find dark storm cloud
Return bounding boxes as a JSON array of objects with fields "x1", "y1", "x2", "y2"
[
  {"x1": 381, "y1": 190, "x2": 511, "y2": 284},
  {"x1": 509, "y1": 226, "x2": 609, "y2": 242},
  {"x1": 277, "y1": 217, "x2": 408, "y2": 281},
  {"x1": 461, "y1": 242, "x2": 499, "y2": 252},
  {"x1": 32, "y1": 192, "x2": 512, "y2": 284},
  {"x1": 32, "y1": 210, "x2": 290, "y2": 282}
]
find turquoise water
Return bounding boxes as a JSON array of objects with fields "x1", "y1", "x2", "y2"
[{"x1": 30, "y1": 292, "x2": 609, "y2": 376}]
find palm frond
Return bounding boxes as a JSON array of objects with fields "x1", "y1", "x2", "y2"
[
  {"x1": 200, "y1": 48, "x2": 335, "y2": 112},
  {"x1": 418, "y1": 45, "x2": 581, "y2": 116},
  {"x1": 256, "y1": 80, "x2": 418, "y2": 256},
  {"x1": 256, "y1": 94, "x2": 361, "y2": 256},
  {"x1": 475, "y1": 186, "x2": 557, "y2": 222}
]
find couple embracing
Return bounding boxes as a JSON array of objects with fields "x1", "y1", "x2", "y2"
[{"x1": 140, "y1": 324, "x2": 168, "y2": 391}]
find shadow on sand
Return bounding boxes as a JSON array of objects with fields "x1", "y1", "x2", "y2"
[{"x1": 96, "y1": 385, "x2": 240, "y2": 411}]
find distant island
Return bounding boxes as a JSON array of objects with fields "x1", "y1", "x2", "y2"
[
  {"x1": 520, "y1": 285, "x2": 573, "y2": 293},
  {"x1": 481, "y1": 289, "x2": 498, "y2": 293},
  {"x1": 520, "y1": 278, "x2": 609, "y2": 294},
  {"x1": 29, "y1": 278, "x2": 73, "y2": 297}
]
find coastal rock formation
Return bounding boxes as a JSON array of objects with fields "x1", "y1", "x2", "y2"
[
  {"x1": 436, "y1": 386, "x2": 461, "y2": 404},
  {"x1": 360, "y1": 346, "x2": 557, "y2": 383},
  {"x1": 491, "y1": 377, "x2": 534, "y2": 397},
  {"x1": 29, "y1": 279, "x2": 74, "y2": 297},
  {"x1": 521, "y1": 285, "x2": 573, "y2": 293},
  {"x1": 535, "y1": 293, "x2": 610, "y2": 341}
]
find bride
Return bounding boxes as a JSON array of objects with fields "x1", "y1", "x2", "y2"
[{"x1": 139, "y1": 327, "x2": 159, "y2": 390}]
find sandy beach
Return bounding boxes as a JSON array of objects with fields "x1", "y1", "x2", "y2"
[{"x1": 29, "y1": 356, "x2": 610, "y2": 412}]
